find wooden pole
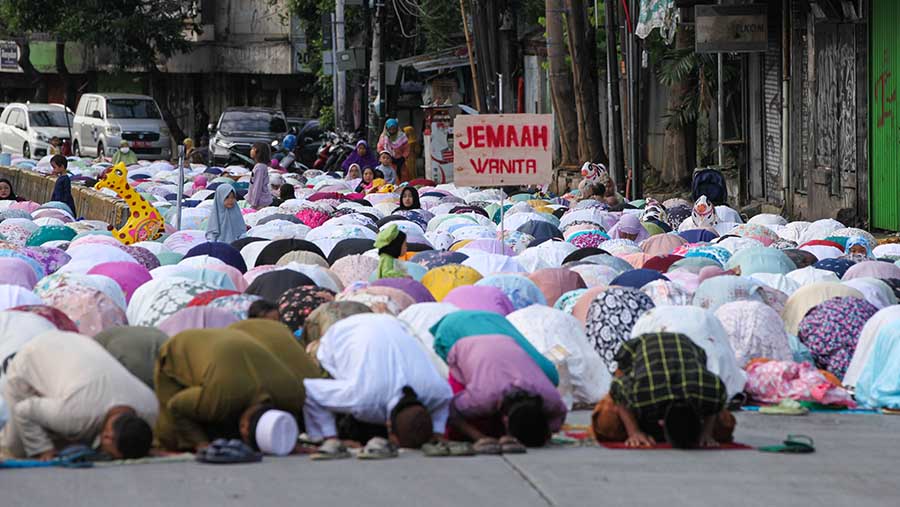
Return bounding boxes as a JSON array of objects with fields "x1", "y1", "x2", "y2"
[{"x1": 459, "y1": 0, "x2": 483, "y2": 111}]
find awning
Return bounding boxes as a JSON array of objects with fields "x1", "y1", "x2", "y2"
[{"x1": 392, "y1": 46, "x2": 470, "y2": 74}]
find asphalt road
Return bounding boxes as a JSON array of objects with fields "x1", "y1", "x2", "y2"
[{"x1": 4, "y1": 411, "x2": 899, "y2": 507}]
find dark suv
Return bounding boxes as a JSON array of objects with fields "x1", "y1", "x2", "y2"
[{"x1": 208, "y1": 107, "x2": 289, "y2": 166}]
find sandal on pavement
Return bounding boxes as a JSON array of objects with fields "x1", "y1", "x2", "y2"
[
  {"x1": 357, "y1": 437, "x2": 398, "y2": 460},
  {"x1": 473, "y1": 437, "x2": 501, "y2": 455},
  {"x1": 310, "y1": 438, "x2": 352, "y2": 461},
  {"x1": 422, "y1": 441, "x2": 451, "y2": 457},
  {"x1": 499, "y1": 436, "x2": 527, "y2": 454},
  {"x1": 759, "y1": 399, "x2": 809, "y2": 416},
  {"x1": 448, "y1": 441, "x2": 476, "y2": 456},
  {"x1": 196, "y1": 439, "x2": 263, "y2": 464},
  {"x1": 758, "y1": 434, "x2": 815, "y2": 454}
]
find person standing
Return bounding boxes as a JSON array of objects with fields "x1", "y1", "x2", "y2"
[
  {"x1": 49, "y1": 154, "x2": 76, "y2": 218},
  {"x1": 246, "y1": 142, "x2": 273, "y2": 209},
  {"x1": 377, "y1": 119, "x2": 409, "y2": 178}
]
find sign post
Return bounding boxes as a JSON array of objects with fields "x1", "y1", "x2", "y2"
[
  {"x1": 453, "y1": 113, "x2": 553, "y2": 237},
  {"x1": 175, "y1": 146, "x2": 185, "y2": 231}
]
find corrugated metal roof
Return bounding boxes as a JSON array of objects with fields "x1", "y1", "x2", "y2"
[{"x1": 392, "y1": 46, "x2": 470, "y2": 73}]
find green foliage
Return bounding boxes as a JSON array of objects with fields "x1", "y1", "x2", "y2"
[
  {"x1": 420, "y1": 0, "x2": 462, "y2": 52},
  {"x1": 0, "y1": 0, "x2": 193, "y2": 70},
  {"x1": 652, "y1": 29, "x2": 739, "y2": 131}
]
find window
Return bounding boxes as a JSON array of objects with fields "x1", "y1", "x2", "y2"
[
  {"x1": 219, "y1": 111, "x2": 288, "y2": 134},
  {"x1": 107, "y1": 99, "x2": 161, "y2": 119},
  {"x1": 85, "y1": 99, "x2": 99, "y2": 118},
  {"x1": 29, "y1": 110, "x2": 74, "y2": 127},
  {"x1": 7, "y1": 110, "x2": 23, "y2": 129}
]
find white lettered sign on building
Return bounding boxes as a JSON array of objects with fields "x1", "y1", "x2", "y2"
[{"x1": 453, "y1": 114, "x2": 554, "y2": 187}]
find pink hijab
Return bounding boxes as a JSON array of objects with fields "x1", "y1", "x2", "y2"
[
  {"x1": 157, "y1": 306, "x2": 240, "y2": 336},
  {"x1": 442, "y1": 285, "x2": 515, "y2": 316},
  {"x1": 190, "y1": 175, "x2": 208, "y2": 196},
  {"x1": 88, "y1": 262, "x2": 152, "y2": 303}
]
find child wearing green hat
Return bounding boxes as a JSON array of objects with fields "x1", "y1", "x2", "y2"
[{"x1": 374, "y1": 224, "x2": 409, "y2": 279}]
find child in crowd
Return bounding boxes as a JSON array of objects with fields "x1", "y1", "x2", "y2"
[
  {"x1": 376, "y1": 151, "x2": 397, "y2": 184},
  {"x1": 49, "y1": 154, "x2": 77, "y2": 218}
]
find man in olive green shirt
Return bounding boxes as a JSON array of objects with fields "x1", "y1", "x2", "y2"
[{"x1": 154, "y1": 321, "x2": 322, "y2": 452}]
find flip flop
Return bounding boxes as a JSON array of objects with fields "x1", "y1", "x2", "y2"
[
  {"x1": 357, "y1": 437, "x2": 398, "y2": 460},
  {"x1": 759, "y1": 399, "x2": 809, "y2": 416},
  {"x1": 473, "y1": 437, "x2": 501, "y2": 455},
  {"x1": 422, "y1": 441, "x2": 451, "y2": 457},
  {"x1": 196, "y1": 439, "x2": 263, "y2": 464},
  {"x1": 448, "y1": 441, "x2": 476, "y2": 456},
  {"x1": 499, "y1": 436, "x2": 527, "y2": 454},
  {"x1": 758, "y1": 434, "x2": 815, "y2": 453},
  {"x1": 310, "y1": 438, "x2": 352, "y2": 461}
]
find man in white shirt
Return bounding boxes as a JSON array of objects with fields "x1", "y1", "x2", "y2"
[
  {"x1": 1, "y1": 331, "x2": 158, "y2": 460},
  {"x1": 303, "y1": 314, "x2": 451, "y2": 453}
]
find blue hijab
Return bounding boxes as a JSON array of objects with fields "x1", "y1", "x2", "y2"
[
  {"x1": 206, "y1": 184, "x2": 246, "y2": 244},
  {"x1": 610, "y1": 269, "x2": 669, "y2": 289}
]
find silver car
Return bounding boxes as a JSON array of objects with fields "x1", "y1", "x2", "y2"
[
  {"x1": 72, "y1": 93, "x2": 172, "y2": 160},
  {"x1": 0, "y1": 103, "x2": 74, "y2": 159}
]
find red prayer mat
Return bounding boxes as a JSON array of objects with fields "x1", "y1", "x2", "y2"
[{"x1": 598, "y1": 441, "x2": 753, "y2": 450}]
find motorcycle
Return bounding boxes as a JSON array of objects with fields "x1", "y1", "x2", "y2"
[
  {"x1": 270, "y1": 137, "x2": 309, "y2": 173},
  {"x1": 314, "y1": 131, "x2": 357, "y2": 173}
]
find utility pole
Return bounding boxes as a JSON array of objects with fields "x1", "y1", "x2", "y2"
[
  {"x1": 605, "y1": 0, "x2": 625, "y2": 187},
  {"x1": 459, "y1": 0, "x2": 482, "y2": 111},
  {"x1": 335, "y1": 0, "x2": 346, "y2": 132},
  {"x1": 367, "y1": 1, "x2": 385, "y2": 143},
  {"x1": 330, "y1": 13, "x2": 339, "y2": 133}
]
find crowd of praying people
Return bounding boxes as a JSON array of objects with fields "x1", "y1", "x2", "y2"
[{"x1": 1, "y1": 149, "x2": 900, "y2": 465}]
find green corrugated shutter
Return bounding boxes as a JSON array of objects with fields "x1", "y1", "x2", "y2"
[{"x1": 871, "y1": 0, "x2": 900, "y2": 230}]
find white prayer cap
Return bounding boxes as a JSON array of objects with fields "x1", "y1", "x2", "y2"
[{"x1": 255, "y1": 409, "x2": 299, "y2": 456}]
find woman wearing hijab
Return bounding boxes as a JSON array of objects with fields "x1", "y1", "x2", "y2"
[
  {"x1": 342, "y1": 140, "x2": 379, "y2": 173},
  {"x1": 246, "y1": 142, "x2": 273, "y2": 209},
  {"x1": 374, "y1": 224, "x2": 409, "y2": 279},
  {"x1": 395, "y1": 186, "x2": 421, "y2": 212},
  {"x1": 607, "y1": 214, "x2": 650, "y2": 243},
  {"x1": 345, "y1": 163, "x2": 362, "y2": 181},
  {"x1": 356, "y1": 167, "x2": 375, "y2": 193},
  {"x1": 189, "y1": 175, "x2": 208, "y2": 197},
  {"x1": 690, "y1": 196, "x2": 718, "y2": 230},
  {"x1": 0, "y1": 178, "x2": 20, "y2": 201},
  {"x1": 377, "y1": 119, "x2": 410, "y2": 173},
  {"x1": 206, "y1": 184, "x2": 247, "y2": 244}
]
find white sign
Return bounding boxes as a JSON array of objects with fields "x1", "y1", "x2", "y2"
[
  {"x1": 453, "y1": 114, "x2": 553, "y2": 187},
  {"x1": 0, "y1": 41, "x2": 21, "y2": 73}
]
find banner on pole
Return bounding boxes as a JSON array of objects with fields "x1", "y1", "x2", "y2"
[{"x1": 452, "y1": 114, "x2": 553, "y2": 187}]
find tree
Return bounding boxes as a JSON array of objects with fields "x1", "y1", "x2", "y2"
[
  {"x1": 546, "y1": 0, "x2": 578, "y2": 165},
  {"x1": 0, "y1": 0, "x2": 194, "y2": 139},
  {"x1": 564, "y1": 0, "x2": 606, "y2": 164}
]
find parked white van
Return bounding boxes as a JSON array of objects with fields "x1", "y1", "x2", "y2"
[
  {"x1": 72, "y1": 93, "x2": 172, "y2": 160},
  {"x1": 0, "y1": 103, "x2": 74, "y2": 159}
]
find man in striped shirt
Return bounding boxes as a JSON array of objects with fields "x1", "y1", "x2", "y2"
[{"x1": 591, "y1": 332, "x2": 735, "y2": 448}]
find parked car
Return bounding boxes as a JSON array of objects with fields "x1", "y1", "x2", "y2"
[
  {"x1": 0, "y1": 103, "x2": 74, "y2": 159},
  {"x1": 72, "y1": 93, "x2": 172, "y2": 160},
  {"x1": 208, "y1": 107, "x2": 289, "y2": 166}
]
